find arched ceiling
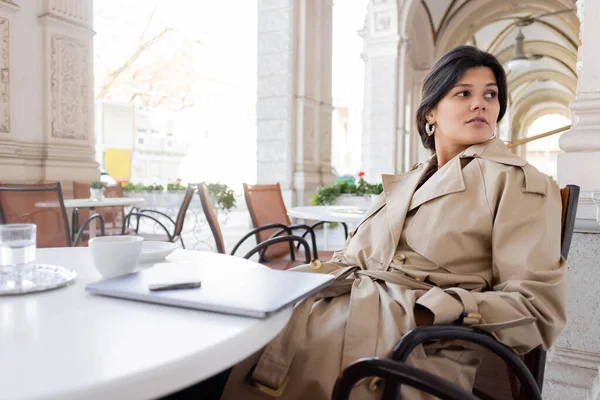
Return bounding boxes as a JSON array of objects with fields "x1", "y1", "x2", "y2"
[{"x1": 408, "y1": 0, "x2": 578, "y2": 136}]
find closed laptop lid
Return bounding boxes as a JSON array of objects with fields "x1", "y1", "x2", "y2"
[{"x1": 85, "y1": 263, "x2": 334, "y2": 318}]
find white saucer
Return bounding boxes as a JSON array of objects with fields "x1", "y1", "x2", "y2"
[{"x1": 139, "y1": 241, "x2": 178, "y2": 264}]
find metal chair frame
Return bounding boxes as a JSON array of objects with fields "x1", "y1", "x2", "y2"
[
  {"x1": 198, "y1": 182, "x2": 313, "y2": 264},
  {"x1": 122, "y1": 186, "x2": 195, "y2": 248},
  {"x1": 0, "y1": 182, "x2": 105, "y2": 247}
]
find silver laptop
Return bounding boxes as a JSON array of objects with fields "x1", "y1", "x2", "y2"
[{"x1": 85, "y1": 263, "x2": 334, "y2": 318}]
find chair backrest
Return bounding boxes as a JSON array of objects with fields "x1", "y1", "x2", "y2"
[
  {"x1": 472, "y1": 184, "x2": 580, "y2": 399},
  {"x1": 72, "y1": 181, "x2": 93, "y2": 228},
  {"x1": 198, "y1": 182, "x2": 226, "y2": 254},
  {"x1": 173, "y1": 186, "x2": 195, "y2": 237},
  {"x1": 0, "y1": 182, "x2": 72, "y2": 248},
  {"x1": 243, "y1": 183, "x2": 292, "y2": 259},
  {"x1": 560, "y1": 185, "x2": 579, "y2": 259}
]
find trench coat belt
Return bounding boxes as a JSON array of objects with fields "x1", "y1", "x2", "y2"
[{"x1": 250, "y1": 266, "x2": 435, "y2": 392}]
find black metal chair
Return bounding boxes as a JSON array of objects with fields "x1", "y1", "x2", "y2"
[
  {"x1": 332, "y1": 358, "x2": 478, "y2": 400},
  {"x1": 242, "y1": 183, "x2": 347, "y2": 268},
  {"x1": 198, "y1": 182, "x2": 313, "y2": 268},
  {"x1": 333, "y1": 185, "x2": 580, "y2": 400},
  {"x1": 0, "y1": 182, "x2": 105, "y2": 247},
  {"x1": 122, "y1": 185, "x2": 195, "y2": 248}
]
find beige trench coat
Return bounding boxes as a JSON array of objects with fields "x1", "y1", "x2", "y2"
[{"x1": 221, "y1": 137, "x2": 566, "y2": 399}]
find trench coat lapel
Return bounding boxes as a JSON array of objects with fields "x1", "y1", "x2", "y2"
[
  {"x1": 408, "y1": 156, "x2": 466, "y2": 212},
  {"x1": 382, "y1": 164, "x2": 430, "y2": 260}
]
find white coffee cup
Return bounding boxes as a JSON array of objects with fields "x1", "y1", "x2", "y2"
[{"x1": 89, "y1": 236, "x2": 143, "y2": 278}]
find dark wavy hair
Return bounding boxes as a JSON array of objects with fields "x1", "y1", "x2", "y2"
[{"x1": 416, "y1": 45, "x2": 507, "y2": 151}]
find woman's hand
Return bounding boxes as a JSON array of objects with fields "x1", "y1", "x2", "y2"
[{"x1": 414, "y1": 304, "x2": 434, "y2": 326}]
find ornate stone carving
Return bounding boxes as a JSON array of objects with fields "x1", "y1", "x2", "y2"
[
  {"x1": 0, "y1": 0, "x2": 19, "y2": 12},
  {"x1": 43, "y1": 0, "x2": 91, "y2": 29},
  {"x1": 375, "y1": 11, "x2": 392, "y2": 31},
  {"x1": 50, "y1": 34, "x2": 88, "y2": 140},
  {"x1": 0, "y1": 17, "x2": 9, "y2": 134}
]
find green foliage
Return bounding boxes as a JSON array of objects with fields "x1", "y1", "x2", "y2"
[
  {"x1": 122, "y1": 182, "x2": 137, "y2": 192},
  {"x1": 312, "y1": 178, "x2": 382, "y2": 205},
  {"x1": 120, "y1": 181, "x2": 237, "y2": 212},
  {"x1": 90, "y1": 180, "x2": 104, "y2": 189},
  {"x1": 122, "y1": 183, "x2": 164, "y2": 191},
  {"x1": 167, "y1": 182, "x2": 186, "y2": 191},
  {"x1": 206, "y1": 182, "x2": 236, "y2": 212}
]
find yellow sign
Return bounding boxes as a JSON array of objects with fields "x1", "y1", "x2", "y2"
[{"x1": 104, "y1": 148, "x2": 131, "y2": 180}]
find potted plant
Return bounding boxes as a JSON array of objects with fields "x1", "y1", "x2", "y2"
[
  {"x1": 122, "y1": 182, "x2": 137, "y2": 196},
  {"x1": 206, "y1": 182, "x2": 236, "y2": 214},
  {"x1": 312, "y1": 172, "x2": 382, "y2": 208},
  {"x1": 90, "y1": 180, "x2": 105, "y2": 201}
]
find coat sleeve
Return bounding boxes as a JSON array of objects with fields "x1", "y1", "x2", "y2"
[{"x1": 416, "y1": 167, "x2": 566, "y2": 354}]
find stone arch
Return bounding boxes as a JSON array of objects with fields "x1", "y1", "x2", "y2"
[
  {"x1": 521, "y1": 107, "x2": 570, "y2": 136},
  {"x1": 407, "y1": 1, "x2": 435, "y2": 69},
  {"x1": 434, "y1": 0, "x2": 579, "y2": 54},
  {"x1": 495, "y1": 40, "x2": 578, "y2": 76},
  {"x1": 511, "y1": 90, "x2": 571, "y2": 141},
  {"x1": 508, "y1": 69, "x2": 577, "y2": 96}
]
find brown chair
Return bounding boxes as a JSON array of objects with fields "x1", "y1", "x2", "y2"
[
  {"x1": 243, "y1": 183, "x2": 336, "y2": 269},
  {"x1": 72, "y1": 182, "x2": 131, "y2": 240},
  {"x1": 0, "y1": 182, "x2": 105, "y2": 248},
  {"x1": 198, "y1": 183, "x2": 312, "y2": 269},
  {"x1": 123, "y1": 185, "x2": 195, "y2": 248},
  {"x1": 334, "y1": 185, "x2": 580, "y2": 400}
]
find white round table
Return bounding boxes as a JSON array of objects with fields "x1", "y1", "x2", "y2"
[
  {"x1": 287, "y1": 206, "x2": 368, "y2": 250},
  {"x1": 287, "y1": 205, "x2": 367, "y2": 224},
  {"x1": 36, "y1": 197, "x2": 145, "y2": 238},
  {"x1": 0, "y1": 248, "x2": 292, "y2": 400}
]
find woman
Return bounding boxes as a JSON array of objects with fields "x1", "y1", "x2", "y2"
[{"x1": 218, "y1": 46, "x2": 566, "y2": 399}]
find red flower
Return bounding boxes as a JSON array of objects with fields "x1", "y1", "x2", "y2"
[
  {"x1": 176, "y1": 178, "x2": 182, "y2": 183},
  {"x1": 357, "y1": 171, "x2": 365, "y2": 178}
]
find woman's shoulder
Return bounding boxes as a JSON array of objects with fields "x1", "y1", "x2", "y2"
[{"x1": 466, "y1": 138, "x2": 558, "y2": 196}]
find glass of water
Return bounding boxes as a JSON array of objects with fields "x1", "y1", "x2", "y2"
[{"x1": 0, "y1": 224, "x2": 37, "y2": 288}]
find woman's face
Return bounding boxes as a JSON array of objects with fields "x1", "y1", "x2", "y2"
[{"x1": 427, "y1": 67, "x2": 500, "y2": 152}]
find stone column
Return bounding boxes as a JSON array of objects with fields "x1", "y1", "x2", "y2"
[
  {"x1": 360, "y1": 0, "x2": 407, "y2": 182},
  {"x1": 38, "y1": 0, "x2": 98, "y2": 183},
  {"x1": 0, "y1": 0, "x2": 97, "y2": 184},
  {"x1": 256, "y1": 0, "x2": 334, "y2": 206},
  {"x1": 408, "y1": 67, "x2": 428, "y2": 166},
  {"x1": 547, "y1": 0, "x2": 600, "y2": 398}
]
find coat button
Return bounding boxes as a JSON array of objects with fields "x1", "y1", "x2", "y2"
[
  {"x1": 392, "y1": 254, "x2": 406, "y2": 266},
  {"x1": 310, "y1": 259, "x2": 322, "y2": 270},
  {"x1": 368, "y1": 377, "x2": 382, "y2": 391}
]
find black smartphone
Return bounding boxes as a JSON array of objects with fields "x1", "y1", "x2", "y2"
[{"x1": 148, "y1": 281, "x2": 202, "y2": 291}]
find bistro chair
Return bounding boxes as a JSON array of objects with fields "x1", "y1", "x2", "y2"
[
  {"x1": 0, "y1": 182, "x2": 105, "y2": 247},
  {"x1": 333, "y1": 185, "x2": 580, "y2": 400},
  {"x1": 243, "y1": 183, "x2": 337, "y2": 269},
  {"x1": 198, "y1": 183, "x2": 312, "y2": 269},
  {"x1": 122, "y1": 185, "x2": 195, "y2": 248},
  {"x1": 72, "y1": 182, "x2": 132, "y2": 241}
]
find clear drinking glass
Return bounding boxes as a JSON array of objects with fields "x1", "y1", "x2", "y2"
[{"x1": 0, "y1": 224, "x2": 37, "y2": 288}]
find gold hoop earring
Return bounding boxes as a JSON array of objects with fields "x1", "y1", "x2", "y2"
[{"x1": 425, "y1": 122, "x2": 435, "y2": 136}]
